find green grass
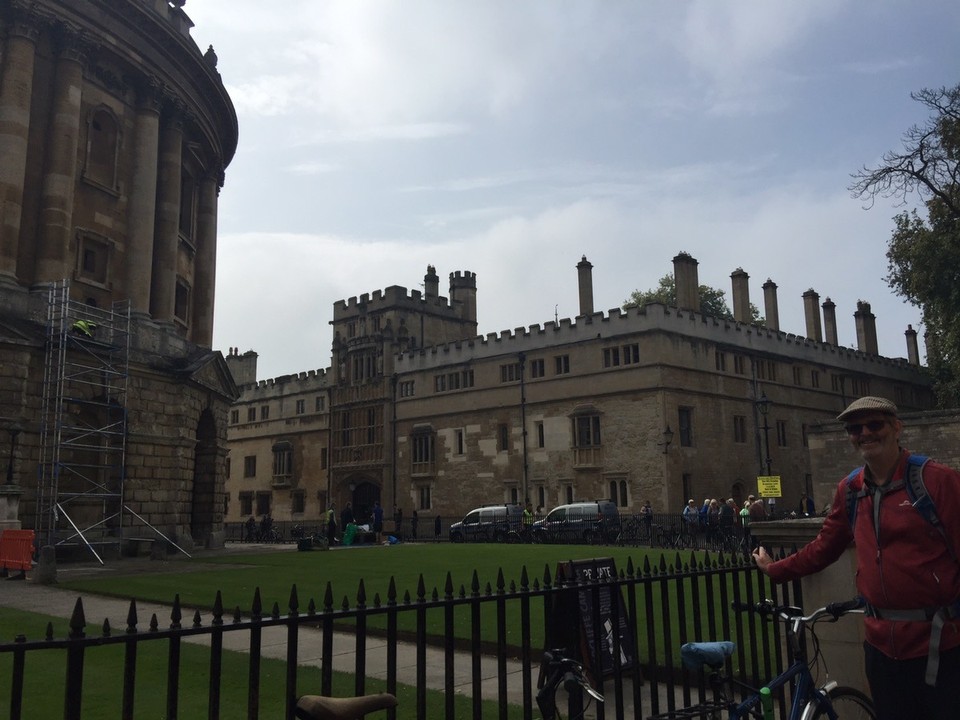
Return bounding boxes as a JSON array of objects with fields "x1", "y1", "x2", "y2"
[{"x1": 55, "y1": 543, "x2": 763, "y2": 665}]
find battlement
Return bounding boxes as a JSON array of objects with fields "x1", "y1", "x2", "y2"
[
  {"x1": 237, "y1": 367, "x2": 331, "y2": 400},
  {"x1": 394, "y1": 302, "x2": 922, "y2": 381},
  {"x1": 333, "y1": 283, "x2": 472, "y2": 321}
]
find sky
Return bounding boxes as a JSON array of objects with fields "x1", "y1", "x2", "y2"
[{"x1": 184, "y1": 1, "x2": 960, "y2": 381}]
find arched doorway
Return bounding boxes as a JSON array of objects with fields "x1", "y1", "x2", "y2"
[
  {"x1": 349, "y1": 480, "x2": 381, "y2": 524},
  {"x1": 191, "y1": 408, "x2": 218, "y2": 546}
]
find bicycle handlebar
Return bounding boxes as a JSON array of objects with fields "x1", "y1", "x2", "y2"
[{"x1": 731, "y1": 597, "x2": 865, "y2": 624}]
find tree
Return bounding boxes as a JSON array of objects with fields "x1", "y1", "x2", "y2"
[
  {"x1": 850, "y1": 84, "x2": 960, "y2": 406},
  {"x1": 624, "y1": 274, "x2": 764, "y2": 324}
]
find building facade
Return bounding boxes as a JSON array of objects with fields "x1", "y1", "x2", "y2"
[
  {"x1": 224, "y1": 254, "x2": 933, "y2": 527},
  {"x1": 0, "y1": 0, "x2": 238, "y2": 556}
]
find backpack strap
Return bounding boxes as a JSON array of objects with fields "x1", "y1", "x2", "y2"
[
  {"x1": 843, "y1": 467, "x2": 866, "y2": 532},
  {"x1": 904, "y1": 454, "x2": 958, "y2": 563}
]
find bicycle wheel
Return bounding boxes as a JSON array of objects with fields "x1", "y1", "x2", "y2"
[{"x1": 809, "y1": 686, "x2": 875, "y2": 720}]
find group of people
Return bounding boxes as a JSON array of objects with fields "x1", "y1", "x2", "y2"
[
  {"x1": 243, "y1": 514, "x2": 274, "y2": 543},
  {"x1": 322, "y1": 501, "x2": 440, "y2": 545}
]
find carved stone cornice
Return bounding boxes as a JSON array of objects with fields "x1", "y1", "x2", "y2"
[
  {"x1": 131, "y1": 75, "x2": 165, "y2": 114},
  {"x1": 51, "y1": 24, "x2": 94, "y2": 67}
]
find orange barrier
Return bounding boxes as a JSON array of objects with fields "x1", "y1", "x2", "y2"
[{"x1": 0, "y1": 529, "x2": 35, "y2": 575}]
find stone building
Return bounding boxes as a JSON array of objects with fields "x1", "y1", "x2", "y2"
[
  {"x1": 224, "y1": 253, "x2": 933, "y2": 527},
  {"x1": 0, "y1": 0, "x2": 238, "y2": 556}
]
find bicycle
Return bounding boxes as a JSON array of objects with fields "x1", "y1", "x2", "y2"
[
  {"x1": 536, "y1": 649, "x2": 604, "y2": 720},
  {"x1": 647, "y1": 598, "x2": 875, "y2": 720},
  {"x1": 296, "y1": 692, "x2": 397, "y2": 719}
]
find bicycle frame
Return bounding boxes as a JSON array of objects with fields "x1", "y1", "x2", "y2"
[{"x1": 726, "y1": 658, "x2": 835, "y2": 720}]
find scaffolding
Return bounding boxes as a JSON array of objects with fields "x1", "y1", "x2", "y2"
[{"x1": 36, "y1": 281, "x2": 131, "y2": 562}]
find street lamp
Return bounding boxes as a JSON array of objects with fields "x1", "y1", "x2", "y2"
[
  {"x1": 658, "y1": 425, "x2": 674, "y2": 455},
  {"x1": 756, "y1": 393, "x2": 772, "y2": 475}
]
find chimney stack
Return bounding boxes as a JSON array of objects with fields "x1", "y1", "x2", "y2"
[
  {"x1": 762, "y1": 279, "x2": 780, "y2": 331},
  {"x1": 577, "y1": 255, "x2": 594, "y2": 316},
  {"x1": 822, "y1": 297, "x2": 838, "y2": 346},
  {"x1": 730, "y1": 268, "x2": 750, "y2": 323},
  {"x1": 854, "y1": 301, "x2": 879, "y2": 355},
  {"x1": 673, "y1": 252, "x2": 700, "y2": 312},
  {"x1": 905, "y1": 324, "x2": 920, "y2": 365},
  {"x1": 423, "y1": 265, "x2": 439, "y2": 298},
  {"x1": 802, "y1": 289, "x2": 823, "y2": 342}
]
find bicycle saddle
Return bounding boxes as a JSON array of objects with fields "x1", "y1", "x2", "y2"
[
  {"x1": 295, "y1": 692, "x2": 397, "y2": 720},
  {"x1": 680, "y1": 641, "x2": 735, "y2": 670}
]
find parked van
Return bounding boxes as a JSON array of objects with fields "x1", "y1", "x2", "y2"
[
  {"x1": 448, "y1": 503, "x2": 523, "y2": 543},
  {"x1": 532, "y1": 500, "x2": 621, "y2": 544}
]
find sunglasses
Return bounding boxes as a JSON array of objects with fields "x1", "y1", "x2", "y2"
[{"x1": 844, "y1": 419, "x2": 888, "y2": 436}]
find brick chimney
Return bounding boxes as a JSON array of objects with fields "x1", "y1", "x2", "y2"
[
  {"x1": 762, "y1": 279, "x2": 780, "y2": 331},
  {"x1": 423, "y1": 265, "x2": 439, "y2": 298},
  {"x1": 577, "y1": 255, "x2": 594, "y2": 316},
  {"x1": 854, "y1": 301, "x2": 879, "y2": 355},
  {"x1": 673, "y1": 252, "x2": 699, "y2": 312},
  {"x1": 730, "y1": 268, "x2": 750, "y2": 323},
  {"x1": 822, "y1": 297, "x2": 838, "y2": 346},
  {"x1": 802, "y1": 289, "x2": 823, "y2": 342},
  {"x1": 905, "y1": 324, "x2": 920, "y2": 365}
]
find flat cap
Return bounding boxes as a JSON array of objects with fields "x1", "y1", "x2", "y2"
[{"x1": 837, "y1": 396, "x2": 898, "y2": 422}]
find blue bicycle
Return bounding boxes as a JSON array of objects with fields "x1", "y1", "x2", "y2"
[{"x1": 648, "y1": 598, "x2": 875, "y2": 719}]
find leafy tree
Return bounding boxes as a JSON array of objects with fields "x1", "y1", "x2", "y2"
[
  {"x1": 625, "y1": 274, "x2": 764, "y2": 324},
  {"x1": 849, "y1": 84, "x2": 960, "y2": 406}
]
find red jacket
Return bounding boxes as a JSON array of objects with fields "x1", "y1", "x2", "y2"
[{"x1": 767, "y1": 450, "x2": 960, "y2": 660}]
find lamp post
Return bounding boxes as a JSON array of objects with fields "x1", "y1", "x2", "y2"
[{"x1": 756, "y1": 393, "x2": 772, "y2": 475}]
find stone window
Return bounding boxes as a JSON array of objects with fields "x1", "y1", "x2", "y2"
[
  {"x1": 734, "y1": 355, "x2": 745, "y2": 375},
  {"x1": 295, "y1": 399, "x2": 305, "y2": 414},
  {"x1": 500, "y1": 363, "x2": 521, "y2": 383},
  {"x1": 247, "y1": 407, "x2": 256, "y2": 422},
  {"x1": 239, "y1": 491, "x2": 253, "y2": 517},
  {"x1": 76, "y1": 232, "x2": 112, "y2": 286},
  {"x1": 811, "y1": 370, "x2": 820, "y2": 388},
  {"x1": 272, "y1": 441, "x2": 293, "y2": 481},
  {"x1": 733, "y1": 415, "x2": 746, "y2": 444},
  {"x1": 418, "y1": 485, "x2": 432, "y2": 510},
  {"x1": 454, "y1": 429, "x2": 465, "y2": 455},
  {"x1": 572, "y1": 414, "x2": 601, "y2": 448},
  {"x1": 609, "y1": 477, "x2": 629, "y2": 507},
  {"x1": 603, "y1": 347, "x2": 620, "y2": 367},
  {"x1": 411, "y1": 427, "x2": 435, "y2": 475},
  {"x1": 255, "y1": 492, "x2": 271, "y2": 517},
  {"x1": 320, "y1": 447, "x2": 328, "y2": 470},
  {"x1": 716, "y1": 351, "x2": 726, "y2": 372},
  {"x1": 292, "y1": 490, "x2": 306, "y2": 514},
  {"x1": 555, "y1": 355, "x2": 570, "y2": 374},
  {"x1": 399, "y1": 380, "x2": 415, "y2": 397},
  {"x1": 315, "y1": 395, "x2": 325, "y2": 411},
  {"x1": 793, "y1": 366, "x2": 803, "y2": 386},
  {"x1": 497, "y1": 423, "x2": 510, "y2": 452},
  {"x1": 260, "y1": 405, "x2": 269, "y2": 420},
  {"x1": 536, "y1": 421, "x2": 544, "y2": 448},
  {"x1": 243, "y1": 455, "x2": 256, "y2": 477},
  {"x1": 530, "y1": 358, "x2": 545, "y2": 378},
  {"x1": 230, "y1": 410, "x2": 239, "y2": 424},
  {"x1": 776, "y1": 420, "x2": 788, "y2": 447},
  {"x1": 174, "y1": 278, "x2": 190, "y2": 323},
  {"x1": 84, "y1": 107, "x2": 120, "y2": 191}
]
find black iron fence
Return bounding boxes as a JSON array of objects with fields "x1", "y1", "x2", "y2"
[{"x1": 1, "y1": 550, "x2": 804, "y2": 720}]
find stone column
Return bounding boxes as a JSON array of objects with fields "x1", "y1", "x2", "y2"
[
  {"x1": 35, "y1": 33, "x2": 87, "y2": 283},
  {"x1": 191, "y1": 170, "x2": 220, "y2": 346},
  {"x1": 150, "y1": 109, "x2": 183, "y2": 323},
  {"x1": 125, "y1": 79, "x2": 162, "y2": 316},
  {"x1": 0, "y1": 16, "x2": 40, "y2": 284},
  {"x1": 751, "y1": 520, "x2": 868, "y2": 697}
]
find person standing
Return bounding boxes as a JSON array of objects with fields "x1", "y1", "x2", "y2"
[
  {"x1": 410, "y1": 509, "x2": 418, "y2": 540},
  {"x1": 326, "y1": 504, "x2": 337, "y2": 546},
  {"x1": 434, "y1": 514, "x2": 441, "y2": 542},
  {"x1": 372, "y1": 501, "x2": 384, "y2": 542},
  {"x1": 754, "y1": 396, "x2": 960, "y2": 720},
  {"x1": 340, "y1": 502, "x2": 354, "y2": 530}
]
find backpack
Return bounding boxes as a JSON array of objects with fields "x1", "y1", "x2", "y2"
[{"x1": 844, "y1": 454, "x2": 957, "y2": 562}]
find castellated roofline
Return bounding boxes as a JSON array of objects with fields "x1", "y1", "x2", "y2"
[
  {"x1": 393, "y1": 302, "x2": 923, "y2": 381},
  {"x1": 333, "y1": 284, "x2": 466, "y2": 319},
  {"x1": 236, "y1": 367, "x2": 330, "y2": 398}
]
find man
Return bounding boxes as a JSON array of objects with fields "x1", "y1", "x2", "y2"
[
  {"x1": 521, "y1": 502, "x2": 534, "y2": 540},
  {"x1": 753, "y1": 396, "x2": 960, "y2": 720},
  {"x1": 372, "y1": 501, "x2": 384, "y2": 542}
]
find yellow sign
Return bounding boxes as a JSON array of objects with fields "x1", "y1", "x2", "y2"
[{"x1": 757, "y1": 476, "x2": 782, "y2": 498}]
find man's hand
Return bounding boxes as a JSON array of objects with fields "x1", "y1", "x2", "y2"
[{"x1": 752, "y1": 545, "x2": 774, "y2": 574}]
